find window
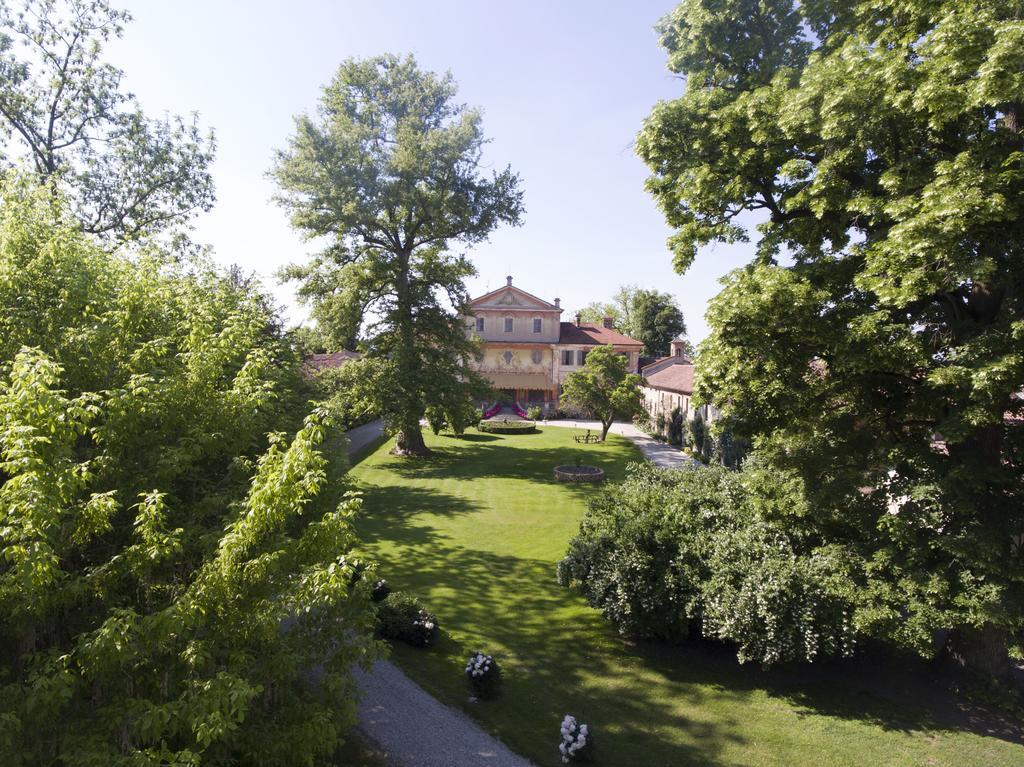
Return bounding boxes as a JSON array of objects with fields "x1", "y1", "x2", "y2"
[
  {"x1": 504, "y1": 317, "x2": 513, "y2": 333},
  {"x1": 533, "y1": 318, "x2": 542, "y2": 333},
  {"x1": 503, "y1": 350, "x2": 514, "y2": 364},
  {"x1": 577, "y1": 350, "x2": 587, "y2": 366},
  {"x1": 476, "y1": 317, "x2": 484, "y2": 331},
  {"x1": 531, "y1": 349, "x2": 542, "y2": 364},
  {"x1": 561, "y1": 350, "x2": 575, "y2": 366}
]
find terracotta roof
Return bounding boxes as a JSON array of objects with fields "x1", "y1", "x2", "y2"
[
  {"x1": 303, "y1": 350, "x2": 361, "y2": 373},
  {"x1": 558, "y1": 322, "x2": 643, "y2": 347},
  {"x1": 644, "y1": 363, "x2": 696, "y2": 395}
]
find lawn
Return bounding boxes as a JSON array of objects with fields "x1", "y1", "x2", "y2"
[{"x1": 349, "y1": 426, "x2": 1024, "y2": 766}]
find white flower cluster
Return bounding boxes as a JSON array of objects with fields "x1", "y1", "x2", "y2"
[
  {"x1": 558, "y1": 714, "x2": 589, "y2": 763},
  {"x1": 464, "y1": 652, "x2": 493, "y2": 679}
]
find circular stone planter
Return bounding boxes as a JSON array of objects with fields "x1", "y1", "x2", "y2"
[{"x1": 553, "y1": 465, "x2": 605, "y2": 483}]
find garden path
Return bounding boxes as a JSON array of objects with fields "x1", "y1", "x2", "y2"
[{"x1": 540, "y1": 419, "x2": 699, "y2": 469}]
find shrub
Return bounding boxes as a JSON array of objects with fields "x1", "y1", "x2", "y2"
[
  {"x1": 464, "y1": 651, "x2": 501, "y2": 698},
  {"x1": 700, "y1": 525, "x2": 857, "y2": 665},
  {"x1": 376, "y1": 592, "x2": 439, "y2": 647},
  {"x1": 371, "y1": 579, "x2": 392, "y2": 602},
  {"x1": 478, "y1": 419, "x2": 537, "y2": 434},
  {"x1": 654, "y1": 411, "x2": 666, "y2": 435},
  {"x1": 527, "y1": 405, "x2": 543, "y2": 421},
  {"x1": 446, "y1": 399, "x2": 480, "y2": 436},
  {"x1": 558, "y1": 460, "x2": 861, "y2": 666},
  {"x1": 425, "y1": 405, "x2": 447, "y2": 435},
  {"x1": 558, "y1": 715, "x2": 592, "y2": 763},
  {"x1": 667, "y1": 406, "x2": 684, "y2": 445},
  {"x1": 558, "y1": 464, "x2": 743, "y2": 640}
]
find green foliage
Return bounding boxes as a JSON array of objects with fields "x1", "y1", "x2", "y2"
[
  {"x1": 702, "y1": 525, "x2": 857, "y2": 665},
  {"x1": 667, "y1": 406, "x2": 685, "y2": 446},
  {"x1": 579, "y1": 285, "x2": 688, "y2": 357},
  {"x1": 272, "y1": 54, "x2": 522, "y2": 456},
  {"x1": 0, "y1": 0, "x2": 215, "y2": 243},
  {"x1": 560, "y1": 462, "x2": 861, "y2": 666},
  {"x1": 425, "y1": 405, "x2": 447, "y2": 435},
  {"x1": 639, "y1": 0, "x2": 1024, "y2": 665},
  {"x1": 375, "y1": 592, "x2": 438, "y2": 648},
  {"x1": 477, "y1": 420, "x2": 537, "y2": 434},
  {"x1": 526, "y1": 405, "x2": 543, "y2": 421},
  {"x1": 0, "y1": 176, "x2": 379, "y2": 765},
  {"x1": 561, "y1": 345, "x2": 645, "y2": 440}
]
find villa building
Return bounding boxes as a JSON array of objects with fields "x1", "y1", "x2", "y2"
[
  {"x1": 639, "y1": 344, "x2": 718, "y2": 427},
  {"x1": 465, "y1": 276, "x2": 643, "y2": 410}
]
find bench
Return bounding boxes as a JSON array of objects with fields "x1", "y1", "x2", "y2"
[{"x1": 573, "y1": 431, "x2": 602, "y2": 444}]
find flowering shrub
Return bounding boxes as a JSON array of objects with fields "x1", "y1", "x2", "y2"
[
  {"x1": 375, "y1": 592, "x2": 439, "y2": 647},
  {"x1": 558, "y1": 462, "x2": 862, "y2": 666},
  {"x1": 464, "y1": 651, "x2": 501, "y2": 697},
  {"x1": 558, "y1": 715, "x2": 592, "y2": 762},
  {"x1": 701, "y1": 524, "x2": 857, "y2": 665},
  {"x1": 527, "y1": 405, "x2": 543, "y2": 421},
  {"x1": 371, "y1": 578, "x2": 391, "y2": 602}
]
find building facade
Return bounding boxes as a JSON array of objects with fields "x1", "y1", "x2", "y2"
[
  {"x1": 465, "y1": 276, "x2": 643, "y2": 409},
  {"x1": 639, "y1": 350, "x2": 718, "y2": 428}
]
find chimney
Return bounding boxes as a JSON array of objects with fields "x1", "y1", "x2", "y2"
[
  {"x1": 554, "y1": 297, "x2": 561, "y2": 308},
  {"x1": 602, "y1": 316, "x2": 614, "y2": 329},
  {"x1": 506, "y1": 275, "x2": 513, "y2": 286},
  {"x1": 575, "y1": 313, "x2": 581, "y2": 327}
]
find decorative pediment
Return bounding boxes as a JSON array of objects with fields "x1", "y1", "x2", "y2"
[{"x1": 469, "y1": 284, "x2": 560, "y2": 312}]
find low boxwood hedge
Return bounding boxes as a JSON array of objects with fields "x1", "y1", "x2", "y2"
[{"x1": 478, "y1": 420, "x2": 537, "y2": 434}]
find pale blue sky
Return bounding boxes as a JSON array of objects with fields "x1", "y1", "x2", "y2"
[{"x1": 110, "y1": 0, "x2": 757, "y2": 344}]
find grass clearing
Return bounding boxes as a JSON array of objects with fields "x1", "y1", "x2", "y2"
[{"x1": 349, "y1": 426, "x2": 1024, "y2": 766}]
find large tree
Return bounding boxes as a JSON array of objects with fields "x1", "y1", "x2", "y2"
[
  {"x1": 580, "y1": 285, "x2": 688, "y2": 357},
  {"x1": 638, "y1": 0, "x2": 1023, "y2": 672},
  {"x1": 0, "y1": 0, "x2": 215, "y2": 242},
  {"x1": 272, "y1": 55, "x2": 522, "y2": 456},
  {"x1": 561, "y1": 345, "x2": 645, "y2": 441},
  {"x1": 0, "y1": 174, "x2": 378, "y2": 765}
]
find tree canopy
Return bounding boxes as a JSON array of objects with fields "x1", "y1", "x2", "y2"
[
  {"x1": 561, "y1": 345, "x2": 645, "y2": 441},
  {"x1": 0, "y1": 0, "x2": 215, "y2": 242},
  {"x1": 579, "y1": 285, "x2": 688, "y2": 357},
  {"x1": 272, "y1": 54, "x2": 523, "y2": 456},
  {"x1": 638, "y1": 0, "x2": 1024, "y2": 671},
  {"x1": 0, "y1": 174, "x2": 378, "y2": 765}
]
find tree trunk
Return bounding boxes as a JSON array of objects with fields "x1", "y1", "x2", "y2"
[
  {"x1": 600, "y1": 417, "x2": 613, "y2": 442},
  {"x1": 943, "y1": 624, "x2": 1013, "y2": 680},
  {"x1": 390, "y1": 248, "x2": 431, "y2": 457}
]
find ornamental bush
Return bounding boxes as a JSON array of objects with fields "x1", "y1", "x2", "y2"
[
  {"x1": 558, "y1": 715, "x2": 592, "y2": 763},
  {"x1": 527, "y1": 405, "x2": 543, "y2": 421},
  {"x1": 464, "y1": 651, "x2": 501, "y2": 698},
  {"x1": 477, "y1": 419, "x2": 537, "y2": 434},
  {"x1": 701, "y1": 524, "x2": 858, "y2": 665},
  {"x1": 558, "y1": 463, "x2": 744, "y2": 640},
  {"x1": 0, "y1": 176, "x2": 379, "y2": 766},
  {"x1": 376, "y1": 592, "x2": 439, "y2": 648},
  {"x1": 559, "y1": 461, "x2": 863, "y2": 666}
]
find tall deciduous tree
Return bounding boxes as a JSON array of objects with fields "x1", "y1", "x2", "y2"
[
  {"x1": 0, "y1": 174, "x2": 378, "y2": 765},
  {"x1": 580, "y1": 285, "x2": 688, "y2": 357},
  {"x1": 0, "y1": 0, "x2": 215, "y2": 242},
  {"x1": 272, "y1": 54, "x2": 523, "y2": 456},
  {"x1": 638, "y1": 0, "x2": 1024, "y2": 672},
  {"x1": 561, "y1": 345, "x2": 645, "y2": 441}
]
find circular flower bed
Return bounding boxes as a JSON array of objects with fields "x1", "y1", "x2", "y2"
[
  {"x1": 553, "y1": 465, "x2": 605, "y2": 483},
  {"x1": 478, "y1": 419, "x2": 537, "y2": 434}
]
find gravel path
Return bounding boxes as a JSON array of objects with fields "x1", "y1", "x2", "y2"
[
  {"x1": 344, "y1": 421, "x2": 534, "y2": 767},
  {"x1": 353, "y1": 661, "x2": 533, "y2": 767},
  {"x1": 540, "y1": 419, "x2": 700, "y2": 469}
]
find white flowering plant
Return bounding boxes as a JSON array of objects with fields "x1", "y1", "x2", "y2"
[
  {"x1": 558, "y1": 714, "x2": 592, "y2": 763},
  {"x1": 464, "y1": 651, "x2": 501, "y2": 697}
]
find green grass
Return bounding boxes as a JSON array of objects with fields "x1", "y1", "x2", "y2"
[{"x1": 349, "y1": 427, "x2": 1024, "y2": 767}]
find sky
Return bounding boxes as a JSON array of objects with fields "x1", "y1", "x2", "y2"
[{"x1": 107, "y1": 0, "x2": 759, "y2": 345}]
